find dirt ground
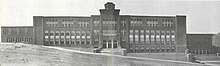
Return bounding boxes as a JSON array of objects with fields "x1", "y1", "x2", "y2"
[{"x1": 0, "y1": 43, "x2": 208, "y2": 66}]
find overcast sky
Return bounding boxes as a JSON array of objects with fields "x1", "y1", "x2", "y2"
[{"x1": 0, "y1": 0, "x2": 220, "y2": 34}]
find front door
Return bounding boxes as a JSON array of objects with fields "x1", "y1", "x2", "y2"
[{"x1": 102, "y1": 40, "x2": 118, "y2": 49}]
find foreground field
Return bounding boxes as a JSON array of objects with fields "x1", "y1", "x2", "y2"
[{"x1": 0, "y1": 43, "x2": 211, "y2": 66}]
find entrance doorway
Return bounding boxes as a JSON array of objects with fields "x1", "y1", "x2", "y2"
[{"x1": 102, "y1": 40, "x2": 118, "y2": 48}]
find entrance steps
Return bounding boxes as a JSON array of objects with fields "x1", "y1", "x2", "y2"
[{"x1": 101, "y1": 48, "x2": 127, "y2": 56}]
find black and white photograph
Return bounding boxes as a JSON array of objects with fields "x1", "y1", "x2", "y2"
[{"x1": 0, "y1": 0, "x2": 220, "y2": 66}]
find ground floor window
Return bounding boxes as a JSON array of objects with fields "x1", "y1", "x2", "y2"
[
  {"x1": 50, "y1": 41, "x2": 54, "y2": 44},
  {"x1": 55, "y1": 41, "x2": 59, "y2": 45},
  {"x1": 86, "y1": 41, "x2": 90, "y2": 44},
  {"x1": 66, "y1": 41, "x2": 69, "y2": 44},
  {"x1": 71, "y1": 41, "x2": 74, "y2": 44}
]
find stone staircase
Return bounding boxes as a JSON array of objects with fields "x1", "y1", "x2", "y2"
[{"x1": 101, "y1": 48, "x2": 127, "y2": 56}]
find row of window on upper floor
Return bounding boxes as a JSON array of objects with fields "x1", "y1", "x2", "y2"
[
  {"x1": 130, "y1": 29, "x2": 175, "y2": 35},
  {"x1": 44, "y1": 19, "x2": 89, "y2": 22},
  {"x1": 2, "y1": 28, "x2": 33, "y2": 35},
  {"x1": 45, "y1": 19, "x2": 174, "y2": 27},
  {"x1": 45, "y1": 21, "x2": 90, "y2": 27},
  {"x1": 44, "y1": 30, "x2": 90, "y2": 36},
  {"x1": 92, "y1": 29, "x2": 175, "y2": 36},
  {"x1": 44, "y1": 35, "x2": 91, "y2": 40},
  {"x1": 130, "y1": 21, "x2": 174, "y2": 27},
  {"x1": 93, "y1": 21, "x2": 174, "y2": 27}
]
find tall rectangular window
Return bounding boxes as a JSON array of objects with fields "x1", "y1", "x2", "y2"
[
  {"x1": 135, "y1": 30, "x2": 139, "y2": 34},
  {"x1": 55, "y1": 31, "x2": 59, "y2": 36},
  {"x1": 45, "y1": 30, "x2": 49, "y2": 36},
  {"x1": 135, "y1": 35, "x2": 139, "y2": 43},
  {"x1": 129, "y1": 35, "x2": 133, "y2": 43},
  {"x1": 130, "y1": 30, "x2": 133, "y2": 34},
  {"x1": 145, "y1": 35, "x2": 150, "y2": 44},
  {"x1": 61, "y1": 31, "x2": 65, "y2": 36},
  {"x1": 50, "y1": 31, "x2": 54, "y2": 36},
  {"x1": 145, "y1": 30, "x2": 149, "y2": 35},
  {"x1": 150, "y1": 30, "x2": 155, "y2": 35},
  {"x1": 140, "y1": 35, "x2": 144, "y2": 43},
  {"x1": 140, "y1": 30, "x2": 144, "y2": 34}
]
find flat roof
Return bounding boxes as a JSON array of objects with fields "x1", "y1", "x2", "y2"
[
  {"x1": 186, "y1": 34, "x2": 214, "y2": 35},
  {"x1": 1, "y1": 26, "x2": 33, "y2": 28},
  {"x1": 33, "y1": 15, "x2": 180, "y2": 18}
]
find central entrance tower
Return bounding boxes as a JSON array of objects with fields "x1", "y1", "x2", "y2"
[{"x1": 99, "y1": 2, "x2": 121, "y2": 49}]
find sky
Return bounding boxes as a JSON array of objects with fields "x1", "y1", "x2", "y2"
[{"x1": 0, "y1": 0, "x2": 220, "y2": 35}]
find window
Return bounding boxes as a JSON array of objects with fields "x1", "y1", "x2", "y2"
[
  {"x1": 86, "y1": 31, "x2": 90, "y2": 35},
  {"x1": 130, "y1": 30, "x2": 133, "y2": 34},
  {"x1": 3, "y1": 28, "x2": 9, "y2": 35},
  {"x1": 86, "y1": 41, "x2": 90, "y2": 44},
  {"x1": 55, "y1": 36, "x2": 59, "y2": 39},
  {"x1": 45, "y1": 30, "x2": 49, "y2": 36},
  {"x1": 60, "y1": 41, "x2": 64, "y2": 44},
  {"x1": 66, "y1": 41, "x2": 69, "y2": 44},
  {"x1": 78, "y1": 20, "x2": 89, "y2": 27},
  {"x1": 76, "y1": 36, "x2": 80, "y2": 39},
  {"x1": 55, "y1": 31, "x2": 59, "y2": 36},
  {"x1": 121, "y1": 30, "x2": 126, "y2": 35},
  {"x1": 140, "y1": 35, "x2": 144, "y2": 42},
  {"x1": 76, "y1": 31, "x2": 80, "y2": 36},
  {"x1": 19, "y1": 28, "x2": 25, "y2": 35},
  {"x1": 161, "y1": 35, "x2": 165, "y2": 44},
  {"x1": 50, "y1": 41, "x2": 54, "y2": 44},
  {"x1": 156, "y1": 30, "x2": 160, "y2": 35},
  {"x1": 50, "y1": 31, "x2": 54, "y2": 36},
  {"x1": 121, "y1": 20, "x2": 126, "y2": 26},
  {"x1": 156, "y1": 35, "x2": 160, "y2": 41},
  {"x1": 66, "y1": 31, "x2": 70, "y2": 36},
  {"x1": 151, "y1": 35, "x2": 155, "y2": 41},
  {"x1": 171, "y1": 35, "x2": 175, "y2": 44},
  {"x1": 135, "y1": 35, "x2": 139, "y2": 43},
  {"x1": 140, "y1": 30, "x2": 144, "y2": 34},
  {"x1": 166, "y1": 30, "x2": 170, "y2": 35},
  {"x1": 166, "y1": 35, "x2": 170, "y2": 41},
  {"x1": 130, "y1": 35, "x2": 133, "y2": 43},
  {"x1": 103, "y1": 19, "x2": 117, "y2": 26},
  {"x1": 71, "y1": 31, "x2": 75, "y2": 36},
  {"x1": 71, "y1": 41, "x2": 75, "y2": 44},
  {"x1": 50, "y1": 36, "x2": 54, "y2": 39},
  {"x1": 87, "y1": 36, "x2": 90, "y2": 39},
  {"x1": 103, "y1": 30, "x2": 117, "y2": 36},
  {"x1": 61, "y1": 36, "x2": 64, "y2": 39},
  {"x1": 171, "y1": 30, "x2": 175, "y2": 35},
  {"x1": 71, "y1": 36, "x2": 75, "y2": 39},
  {"x1": 46, "y1": 20, "x2": 58, "y2": 27},
  {"x1": 145, "y1": 35, "x2": 149, "y2": 43},
  {"x1": 150, "y1": 30, "x2": 155, "y2": 35},
  {"x1": 94, "y1": 19, "x2": 99, "y2": 26},
  {"x1": 61, "y1": 31, "x2": 65, "y2": 36},
  {"x1": 145, "y1": 30, "x2": 149, "y2": 35},
  {"x1": 66, "y1": 36, "x2": 70, "y2": 39},
  {"x1": 135, "y1": 30, "x2": 139, "y2": 34},
  {"x1": 131, "y1": 19, "x2": 142, "y2": 26},
  {"x1": 161, "y1": 30, "x2": 165, "y2": 35},
  {"x1": 94, "y1": 30, "x2": 99, "y2": 35},
  {"x1": 81, "y1": 41, "x2": 85, "y2": 44},
  {"x1": 55, "y1": 41, "x2": 59, "y2": 44},
  {"x1": 166, "y1": 47, "x2": 170, "y2": 52}
]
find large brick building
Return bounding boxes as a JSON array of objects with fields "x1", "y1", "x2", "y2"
[{"x1": 1, "y1": 2, "x2": 187, "y2": 53}]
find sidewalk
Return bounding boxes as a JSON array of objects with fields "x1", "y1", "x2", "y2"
[{"x1": 41, "y1": 45, "x2": 211, "y2": 66}]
